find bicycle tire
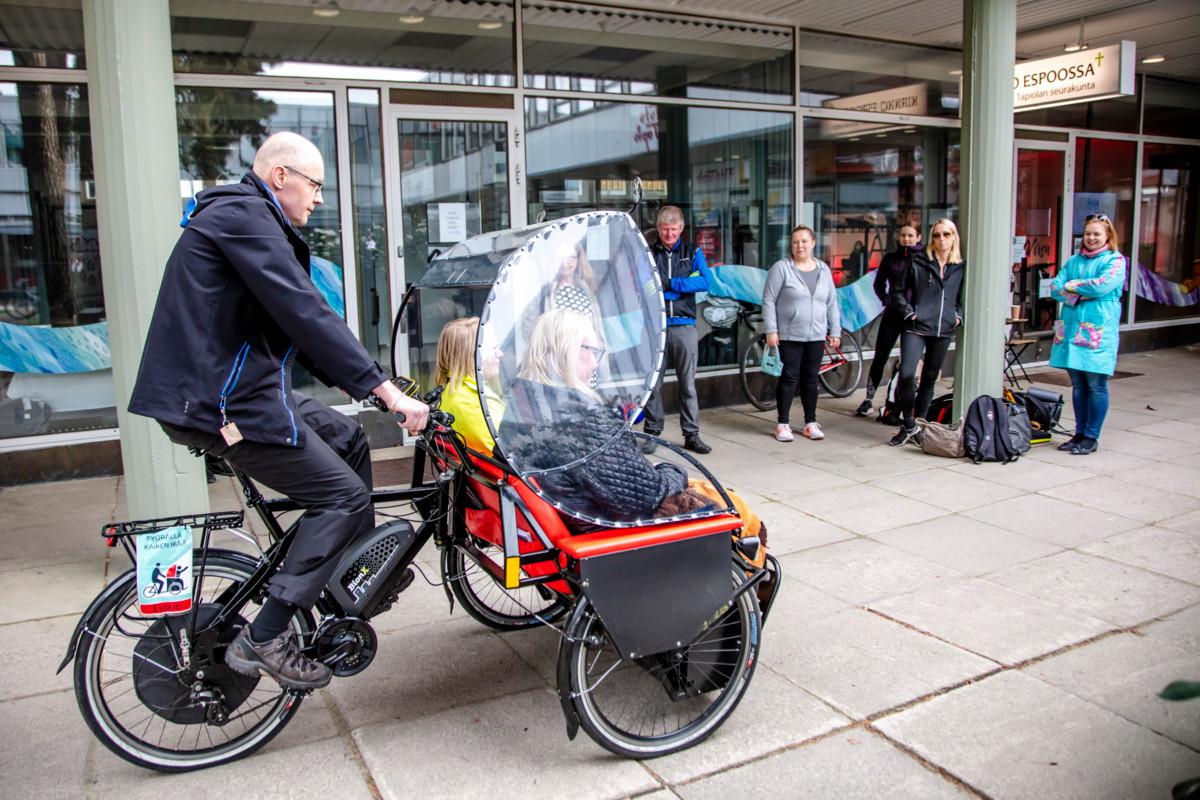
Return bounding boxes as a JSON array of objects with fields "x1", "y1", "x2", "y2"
[
  {"x1": 818, "y1": 330, "x2": 864, "y2": 398},
  {"x1": 442, "y1": 538, "x2": 568, "y2": 631},
  {"x1": 558, "y1": 570, "x2": 759, "y2": 758},
  {"x1": 74, "y1": 551, "x2": 307, "y2": 772},
  {"x1": 739, "y1": 333, "x2": 777, "y2": 411}
]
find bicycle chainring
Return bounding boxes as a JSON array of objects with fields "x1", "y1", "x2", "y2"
[{"x1": 314, "y1": 617, "x2": 378, "y2": 677}]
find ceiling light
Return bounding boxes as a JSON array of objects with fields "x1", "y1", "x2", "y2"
[
  {"x1": 949, "y1": 69, "x2": 962, "y2": 76},
  {"x1": 731, "y1": 154, "x2": 741, "y2": 160},
  {"x1": 849, "y1": 137, "x2": 860, "y2": 142},
  {"x1": 312, "y1": 0, "x2": 340, "y2": 18},
  {"x1": 399, "y1": 15, "x2": 425, "y2": 24},
  {"x1": 1142, "y1": 55, "x2": 1166, "y2": 64},
  {"x1": 477, "y1": 19, "x2": 503, "y2": 30},
  {"x1": 1063, "y1": 17, "x2": 1086, "y2": 53}
]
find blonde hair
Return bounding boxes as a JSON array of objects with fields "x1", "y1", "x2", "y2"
[
  {"x1": 926, "y1": 218, "x2": 963, "y2": 264},
  {"x1": 435, "y1": 317, "x2": 479, "y2": 391},
  {"x1": 1084, "y1": 216, "x2": 1120, "y2": 253},
  {"x1": 557, "y1": 242, "x2": 598, "y2": 294},
  {"x1": 518, "y1": 309, "x2": 602, "y2": 398}
]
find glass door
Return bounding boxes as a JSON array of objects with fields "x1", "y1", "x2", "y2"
[
  {"x1": 385, "y1": 111, "x2": 522, "y2": 387},
  {"x1": 1011, "y1": 144, "x2": 1068, "y2": 332}
]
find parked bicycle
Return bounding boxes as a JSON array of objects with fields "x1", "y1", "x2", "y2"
[{"x1": 736, "y1": 303, "x2": 864, "y2": 410}]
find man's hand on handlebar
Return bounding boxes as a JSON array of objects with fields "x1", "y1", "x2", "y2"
[{"x1": 371, "y1": 379, "x2": 430, "y2": 434}]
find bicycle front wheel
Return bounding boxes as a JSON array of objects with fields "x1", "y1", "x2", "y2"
[
  {"x1": 739, "y1": 333, "x2": 777, "y2": 411},
  {"x1": 442, "y1": 537, "x2": 568, "y2": 631},
  {"x1": 818, "y1": 330, "x2": 864, "y2": 398},
  {"x1": 73, "y1": 552, "x2": 307, "y2": 772}
]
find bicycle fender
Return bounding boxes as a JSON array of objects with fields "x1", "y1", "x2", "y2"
[
  {"x1": 56, "y1": 568, "x2": 136, "y2": 674},
  {"x1": 555, "y1": 601, "x2": 587, "y2": 742}
]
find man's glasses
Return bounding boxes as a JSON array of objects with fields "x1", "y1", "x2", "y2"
[
  {"x1": 284, "y1": 165, "x2": 324, "y2": 194},
  {"x1": 1085, "y1": 213, "x2": 1111, "y2": 223},
  {"x1": 581, "y1": 343, "x2": 607, "y2": 361}
]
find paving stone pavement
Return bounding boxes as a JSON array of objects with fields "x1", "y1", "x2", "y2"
[{"x1": 2, "y1": 346, "x2": 1200, "y2": 798}]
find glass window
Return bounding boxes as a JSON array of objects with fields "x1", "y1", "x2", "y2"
[
  {"x1": 522, "y1": 2, "x2": 792, "y2": 104},
  {"x1": 526, "y1": 97, "x2": 793, "y2": 369},
  {"x1": 1014, "y1": 93, "x2": 1139, "y2": 133},
  {"x1": 1142, "y1": 77, "x2": 1200, "y2": 139},
  {"x1": 798, "y1": 32, "x2": 960, "y2": 119},
  {"x1": 0, "y1": 81, "x2": 109, "y2": 439},
  {"x1": 1071, "y1": 137, "x2": 1137, "y2": 320},
  {"x1": 176, "y1": 87, "x2": 347, "y2": 405},
  {"x1": 169, "y1": 0, "x2": 514, "y2": 87},
  {"x1": 1136, "y1": 143, "x2": 1200, "y2": 323},
  {"x1": 349, "y1": 88, "x2": 390, "y2": 371},
  {"x1": 0, "y1": 0, "x2": 86, "y2": 69}
]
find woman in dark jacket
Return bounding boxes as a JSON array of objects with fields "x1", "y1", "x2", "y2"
[
  {"x1": 888, "y1": 218, "x2": 965, "y2": 446},
  {"x1": 856, "y1": 223, "x2": 922, "y2": 417}
]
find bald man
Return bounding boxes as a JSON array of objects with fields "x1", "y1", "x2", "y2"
[{"x1": 129, "y1": 132, "x2": 427, "y2": 690}]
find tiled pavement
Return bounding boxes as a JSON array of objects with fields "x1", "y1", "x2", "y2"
[{"x1": 3, "y1": 346, "x2": 1200, "y2": 799}]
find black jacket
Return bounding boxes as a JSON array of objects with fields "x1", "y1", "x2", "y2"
[
  {"x1": 891, "y1": 250, "x2": 965, "y2": 338},
  {"x1": 497, "y1": 379, "x2": 687, "y2": 523},
  {"x1": 128, "y1": 174, "x2": 385, "y2": 447},
  {"x1": 873, "y1": 242, "x2": 922, "y2": 320}
]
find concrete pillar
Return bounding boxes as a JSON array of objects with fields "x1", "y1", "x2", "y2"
[
  {"x1": 82, "y1": 0, "x2": 208, "y2": 517},
  {"x1": 955, "y1": 0, "x2": 1016, "y2": 412}
]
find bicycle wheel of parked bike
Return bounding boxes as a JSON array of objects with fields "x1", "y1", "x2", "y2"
[
  {"x1": 818, "y1": 330, "x2": 863, "y2": 398},
  {"x1": 558, "y1": 571, "x2": 759, "y2": 758},
  {"x1": 739, "y1": 333, "x2": 777, "y2": 411},
  {"x1": 73, "y1": 551, "x2": 309, "y2": 772},
  {"x1": 442, "y1": 537, "x2": 568, "y2": 631}
]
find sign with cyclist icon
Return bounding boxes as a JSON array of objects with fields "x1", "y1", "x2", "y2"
[{"x1": 135, "y1": 525, "x2": 193, "y2": 616}]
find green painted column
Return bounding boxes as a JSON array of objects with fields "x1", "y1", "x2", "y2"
[
  {"x1": 956, "y1": 0, "x2": 1016, "y2": 413},
  {"x1": 82, "y1": 0, "x2": 208, "y2": 517}
]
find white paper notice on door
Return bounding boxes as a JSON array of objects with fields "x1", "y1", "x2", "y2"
[
  {"x1": 436, "y1": 203, "x2": 468, "y2": 243},
  {"x1": 586, "y1": 225, "x2": 610, "y2": 262}
]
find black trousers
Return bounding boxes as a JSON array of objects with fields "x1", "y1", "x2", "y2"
[
  {"x1": 896, "y1": 332, "x2": 952, "y2": 426},
  {"x1": 866, "y1": 314, "x2": 905, "y2": 394},
  {"x1": 776, "y1": 340, "x2": 824, "y2": 425},
  {"x1": 161, "y1": 393, "x2": 374, "y2": 609}
]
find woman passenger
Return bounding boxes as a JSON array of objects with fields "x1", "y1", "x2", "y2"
[{"x1": 435, "y1": 317, "x2": 504, "y2": 453}]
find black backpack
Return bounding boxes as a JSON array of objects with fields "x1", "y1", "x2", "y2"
[
  {"x1": 1006, "y1": 387, "x2": 1065, "y2": 444},
  {"x1": 963, "y1": 395, "x2": 1026, "y2": 464}
]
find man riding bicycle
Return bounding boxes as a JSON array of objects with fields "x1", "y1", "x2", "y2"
[{"x1": 128, "y1": 132, "x2": 429, "y2": 690}]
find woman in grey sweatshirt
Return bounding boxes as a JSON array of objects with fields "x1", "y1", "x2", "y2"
[{"x1": 762, "y1": 225, "x2": 841, "y2": 441}]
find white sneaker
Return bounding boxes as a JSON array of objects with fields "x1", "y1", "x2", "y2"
[
  {"x1": 774, "y1": 423, "x2": 794, "y2": 442},
  {"x1": 802, "y1": 422, "x2": 825, "y2": 440}
]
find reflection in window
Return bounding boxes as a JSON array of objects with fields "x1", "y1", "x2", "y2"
[
  {"x1": 0, "y1": 81, "x2": 111, "y2": 438},
  {"x1": 523, "y1": 2, "x2": 792, "y2": 104},
  {"x1": 0, "y1": 1, "x2": 86, "y2": 69},
  {"x1": 1142, "y1": 77, "x2": 1200, "y2": 139},
  {"x1": 176, "y1": 87, "x2": 347, "y2": 404},
  {"x1": 526, "y1": 98, "x2": 793, "y2": 369},
  {"x1": 349, "y1": 88, "x2": 390, "y2": 371},
  {"x1": 1137, "y1": 144, "x2": 1200, "y2": 323},
  {"x1": 1072, "y1": 137, "x2": 1136, "y2": 321},
  {"x1": 170, "y1": 0, "x2": 514, "y2": 87}
]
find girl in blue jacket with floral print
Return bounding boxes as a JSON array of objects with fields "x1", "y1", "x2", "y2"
[{"x1": 1049, "y1": 214, "x2": 1127, "y2": 455}]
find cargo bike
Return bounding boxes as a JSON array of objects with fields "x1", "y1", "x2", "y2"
[{"x1": 60, "y1": 211, "x2": 781, "y2": 771}]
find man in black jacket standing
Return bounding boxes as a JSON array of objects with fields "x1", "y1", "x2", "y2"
[{"x1": 129, "y1": 132, "x2": 428, "y2": 690}]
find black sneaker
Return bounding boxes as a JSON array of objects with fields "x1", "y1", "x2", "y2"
[
  {"x1": 1071, "y1": 436, "x2": 1099, "y2": 455},
  {"x1": 855, "y1": 399, "x2": 873, "y2": 417},
  {"x1": 640, "y1": 433, "x2": 661, "y2": 455},
  {"x1": 889, "y1": 424, "x2": 917, "y2": 447},
  {"x1": 684, "y1": 435, "x2": 712, "y2": 455},
  {"x1": 224, "y1": 627, "x2": 332, "y2": 690}
]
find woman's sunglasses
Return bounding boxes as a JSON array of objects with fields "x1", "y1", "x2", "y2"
[{"x1": 1085, "y1": 214, "x2": 1111, "y2": 223}]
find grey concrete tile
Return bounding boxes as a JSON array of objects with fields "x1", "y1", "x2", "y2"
[
  {"x1": 1080, "y1": 526, "x2": 1200, "y2": 584},
  {"x1": 874, "y1": 670, "x2": 1200, "y2": 800},
  {"x1": 1120, "y1": 461, "x2": 1200, "y2": 500},
  {"x1": 0, "y1": 559, "x2": 107, "y2": 624},
  {"x1": 779, "y1": 442, "x2": 936, "y2": 482},
  {"x1": 871, "y1": 515, "x2": 1062, "y2": 576},
  {"x1": 91, "y1": 733, "x2": 373, "y2": 799},
  {"x1": 738, "y1": 460, "x2": 852, "y2": 503},
  {"x1": 326, "y1": 617, "x2": 547, "y2": 729},
  {"x1": 1128, "y1": 419, "x2": 1200, "y2": 445},
  {"x1": 1160, "y1": 509, "x2": 1200, "y2": 535},
  {"x1": 1089, "y1": 428, "x2": 1200, "y2": 461},
  {"x1": 366, "y1": 574, "x2": 459, "y2": 636},
  {"x1": 988, "y1": 551, "x2": 1200, "y2": 628},
  {"x1": 1023, "y1": 632, "x2": 1200, "y2": 750},
  {"x1": 493, "y1": 625, "x2": 563, "y2": 685},
  {"x1": 1139, "y1": 605, "x2": 1200, "y2": 654},
  {"x1": 1025, "y1": 443, "x2": 1157, "y2": 476},
  {"x1": 355, "y1": 687, "x2": 659, "y2": 799},
  {"x1": 784, "y1": 538, "x2": 964, "y2": 606},
  {"x1": 794, "y1": 484, "x2": 947, "y2": 536},
  {"x1": 869, "y1": 468, "x2": 1025, "y2": 512},
  {"x1": 765, "y1": 608, "x2": 995, "y2": 719},
  {"x1": 0, "y1": 519, "x2": 111, "y2": 571},
  {"x1": 754, "y1": 500, "x2": 856, "y2": 555},
  {"x1": 871, "y1": 578, "x2": 1113, "y2": 664},
  {"x1": 0, "y1": 691, "x2": 89, "y2": 798},
  {"x1": 1099, "y1": 407, "x2": 1162, "y2": 431},
  {"x1": 676, "y1": 729, "x2": 973, "y2": 800},
  {"x1": 1041, "y1": 475, "x2": 1200, "y2": 524},
  {"x1": 962, "y1": 493, "x2": 1142, "y2": 548},
  {"x1": 650, "y1": 668, "x2": 849, "y2": 785},
  {"x1": 760, "y1": 557, "x2": 854, "y2": 626},
  {"x1": 0, "y1": 614, "x2": 77, "y2": 701},
  {"x1": 943, "y1": 456, "x2": 1091, "y2": 493}
]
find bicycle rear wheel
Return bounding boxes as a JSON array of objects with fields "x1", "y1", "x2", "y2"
[
  {"x1": 442, "y1": 538, "x2": 568, "y2": 631},
  {"x1": 739, "y1": 333, "x2": 777, "y2": 411},
  {"x1": 73, "y1": 552, "x2": 307, "y2": 772},
  {"x1": 818, "y1": 330, "x2": 863, "y2": 398}
]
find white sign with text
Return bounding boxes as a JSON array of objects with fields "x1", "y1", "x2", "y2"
[{"x1": 1013, "y1": 42, "x2": 1135, "y2": 111}]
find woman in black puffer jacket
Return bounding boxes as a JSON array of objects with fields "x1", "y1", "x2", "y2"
[{"x1": 856, "y1": 223, "x2": 922, "y2": 417}]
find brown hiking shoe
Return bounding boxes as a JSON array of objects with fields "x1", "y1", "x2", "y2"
[{"x1": 224, "y1": 627, "x2": 331, "y2": 690}]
